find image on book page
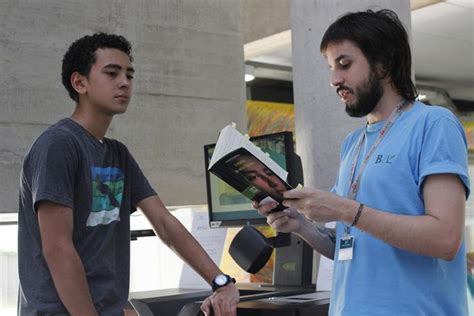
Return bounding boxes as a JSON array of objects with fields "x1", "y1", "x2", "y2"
[
  {"x1": 209, "y1": 124, "x2": 288, "y2": 182},
  {"x1": 210, "y1": 147, "x2": 293, "y2": 212}
]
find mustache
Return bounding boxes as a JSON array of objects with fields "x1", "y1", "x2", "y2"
[{"x1": 336, "y1": 86, "x2": 354, "y2": 95}]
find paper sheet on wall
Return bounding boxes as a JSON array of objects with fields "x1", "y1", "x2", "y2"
[
  {"x1": 129, "y1": 206, "x2": 227, "y2": 292},
  {"x1": 178, "y1": 207, "x2": 227, "y2": 288}
]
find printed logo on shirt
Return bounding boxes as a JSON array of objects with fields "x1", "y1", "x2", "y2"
[
  {"x1": 374, "y1": 154, "x2": 397, "y2": 164},
  {"x1": 86, "y1": 166, "x2": 124, "y2": 226}
]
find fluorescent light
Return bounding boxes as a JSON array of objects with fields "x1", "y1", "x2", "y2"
[
  {"x1": 245, "y1": 65, "x2": 255, "y2": 82},
  {"x1": 245, "y1": 73, "x2": 255, "y2": 82}
]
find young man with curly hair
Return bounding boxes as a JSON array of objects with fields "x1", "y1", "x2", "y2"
[
  {"x1": 18, "y1": 33, "x2": 239, "y2": 316},
  {"x1": 256, "y1": 9, "x2": 470, "y2": 315}
]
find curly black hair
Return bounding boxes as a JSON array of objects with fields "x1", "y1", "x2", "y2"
[
  {"x1": 61, "y1": 33, "x2": 133, "y2": 102},
  {"x1": 320, "y1": 9, "x2": 417, "y2": 101}
]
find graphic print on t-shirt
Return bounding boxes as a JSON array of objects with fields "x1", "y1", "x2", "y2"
[{"x1": 87, "y1": 166, "x2": 124, "y2": 226}]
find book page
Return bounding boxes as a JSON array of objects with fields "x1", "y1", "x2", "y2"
[{"x1": 210, "y1": 124, "x2": 288, "y2": 181}]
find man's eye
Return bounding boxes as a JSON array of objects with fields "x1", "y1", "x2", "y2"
[
  {"x1": 339, "y1": 60, "x2": 350, "y2": 69},
  {"x1": 105, "y1": 71, "x2": 118, "y2": 77},
  {"x1": 127, "y1": 74, "x2": 134, "y2": 80}
]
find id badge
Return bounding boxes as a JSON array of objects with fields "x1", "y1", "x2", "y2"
[{"x1": 338, "y1": 236, "x2": 354, "y2": 261}]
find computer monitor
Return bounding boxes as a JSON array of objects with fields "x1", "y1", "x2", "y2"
[{"x1": 204, "y1": 131, "x2": 301, "y2": 228}]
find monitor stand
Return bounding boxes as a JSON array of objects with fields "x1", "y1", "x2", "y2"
[
  {"x1": 235, "y1": 231, "x2": 314, "y2": 298},
  {"x1": 273, "y1": 232, "x2": 313, "y2": 287}
]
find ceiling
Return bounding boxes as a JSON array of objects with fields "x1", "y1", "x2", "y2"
[{"x1": 245, "y1": 0, "x2": 474, "y2": 102}]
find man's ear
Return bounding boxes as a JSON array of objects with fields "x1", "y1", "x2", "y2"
[
  {"x1": 374, "y1": 62, "x2": 389, "y2": 80},
  {"x1": 70, "y1": 72, "x2": 87, "y2": 95}
]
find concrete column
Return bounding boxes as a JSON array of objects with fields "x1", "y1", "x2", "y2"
[{"x1": 290, "y1": 0, "x2": 411, "y2": 190}]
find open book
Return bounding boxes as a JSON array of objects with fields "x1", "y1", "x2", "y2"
[{"x1": 208, "y1": 124, "x2": 293, "y2": 212}]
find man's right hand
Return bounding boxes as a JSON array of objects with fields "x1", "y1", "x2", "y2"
[{"x1": 252, "y1": 201, "x2": 306, "y2": 233}]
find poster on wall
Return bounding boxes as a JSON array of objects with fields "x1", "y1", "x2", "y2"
[
  {"x1": 219, "y1": 100, "x2": 296, "y2": 284},
  {"x1": 248, "y1": 100, "x2": 296, "y2": 283},
  {"x1": 246, "y1": 100, "x2": 295, "y2": 138},
  {"x1": 246, "y1": 100, "x2": 334, "y2": 290}
]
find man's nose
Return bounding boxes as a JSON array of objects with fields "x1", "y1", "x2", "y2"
[
  {"x1": 119, "y1": 74, "x2": 131, "y2": 88},
  {"x1": 330, "y1": 70, "x2": 344, "y2": 88},
  {"x1": 264, "y1": 176, "x2": 277, "y2": 188}
]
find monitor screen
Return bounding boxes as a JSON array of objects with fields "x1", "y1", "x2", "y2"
[{"x1": 204, "y1": 131, "x2": 299, "y2": 228}]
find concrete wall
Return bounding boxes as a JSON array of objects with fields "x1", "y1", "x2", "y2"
[
  {"x1": 242, "y1": 0, "x2": 290, "y2": 44},
  {"x1": 0, "y1": 1, "x2": 246, "y2": 212}
]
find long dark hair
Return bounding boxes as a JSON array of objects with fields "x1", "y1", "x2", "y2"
[{"x1": 320, "y1": 9, "x2": 417, "y2": 101}]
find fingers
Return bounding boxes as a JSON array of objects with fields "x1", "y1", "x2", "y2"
[
  {"x1": 282, "y1": 188, "x2": 311, "y2": 210},
  {"x1": 282, "y1": 199, "x2": 298, "y2": 209},
  {"x1": 253, "y1": 200, "x2": 278, "y2": 216},
  {"x1": 204, "y1": 285, "x2": 239, "y2": 316},
  {"x1": 266, "y1": 209, "x2": 300, "y2": 232},
  {"x1": 200, "y1": 297, "x2": 211, "y2": 315},
  {"x1": 268, "y1": 215, "x2": 291, "y2": 230},
  {"x1": 208, "y1": 295, "x2": 237, "y2": 316},
  {"x1": 282, "y1": 187, "x2": 307, "y2": 199},
  {"x1": 267, "y1": 209, "x2": 291, "y2": 224}
]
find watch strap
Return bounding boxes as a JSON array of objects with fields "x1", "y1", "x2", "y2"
[{"x1": 211, "y1": 274, "x2": 236, "y2": 292}]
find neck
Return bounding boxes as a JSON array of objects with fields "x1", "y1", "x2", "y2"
[
  {"x1": 366, "y1": 88, "x2": 405, "y2": 124},
  {"x1": 70, "y1": 105, "x2": 113, "y2": 140}
]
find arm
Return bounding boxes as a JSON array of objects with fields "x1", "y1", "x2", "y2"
[
  {"x1": 137, "y1": 195, "x2": 239, "y2": 316},
  {"x1": 254, "y1": 201, "x2": 336, "y2": 259},
  {"x1": 284, "y1": 173, "x2": 466, "y2": 260},
  {"x1": 298, "y1": 220, "x2": 336, "y2": 260},
  {"x1": 37, "y1": 201, "x2": 98, "y2": 316}
]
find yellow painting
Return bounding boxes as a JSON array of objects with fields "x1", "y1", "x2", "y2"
[
  {"x1": 247, "y1": 100, "x2": 295, "y2": 284},
  {"x1": 246, "y1": 100, "x2": 295, "y2": 137},
  {"x1": 219, "y1": 100, "x2": 295, "y2": 284}
]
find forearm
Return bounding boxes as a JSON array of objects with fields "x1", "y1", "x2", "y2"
[
  {"x1": 296, "y1": 221, "x2": 335, "y2": 260},
  {"x1": 285, "y1": 176, "x2": 465, "y2": 260},
  {"x1": 43, "y1": 246, "x2": 97, "y2": 315},
  {"x1": 351, "y1": 203, "x2": 462, "y2": 260},
  {"x1": 155, "y1": 213, "x2": 221, "y2": 284},
  {"x1": 139, "y1": 196, "x2": 223, "y2": 284}
]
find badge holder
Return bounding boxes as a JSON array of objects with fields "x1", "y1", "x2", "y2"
[{"x1": 338, "y1": 227, "x2": 354, "y2": 261}]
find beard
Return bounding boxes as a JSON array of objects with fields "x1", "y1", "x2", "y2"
[{"x1": 343, "y1": 71, "x2": 383, "y2": 118}]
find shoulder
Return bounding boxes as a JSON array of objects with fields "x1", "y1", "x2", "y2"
[
  {"x1": 410, "y1": 101, "x2": 459, "y2": 125},
  {"x1": 31, "y1": 119, "x2": 79, "y2": 151},
  {"x1": 399, "y1": 101, "x2": 464, "y2": 139},
  {"x1": 23, "y1": 119, "x2": 82, "y2": 170}
]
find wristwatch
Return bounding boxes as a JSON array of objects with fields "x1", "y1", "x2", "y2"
[{"x1": 211, "y1": 273, "x2": 236, "y2": 292}]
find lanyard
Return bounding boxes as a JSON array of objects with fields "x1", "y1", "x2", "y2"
[{"x1": 344, "y1": 99, "x2": 408, "y2": 234}]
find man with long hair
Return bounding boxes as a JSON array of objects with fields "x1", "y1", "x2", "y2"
[{"x1": 256, "y1": 9, "x2": 469, "y2": 315}]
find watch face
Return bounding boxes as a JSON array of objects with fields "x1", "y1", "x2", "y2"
[{"x1": 215, "y1": 274, "x2": 227, "y2": 285}]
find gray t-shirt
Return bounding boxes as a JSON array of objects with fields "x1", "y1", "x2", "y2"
[{"x1": 18, "y1": 118, "x2": 156, "y2": 315}]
